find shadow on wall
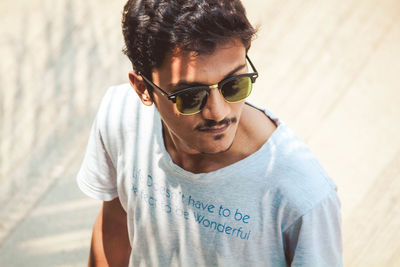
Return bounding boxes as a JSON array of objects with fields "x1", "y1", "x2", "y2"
[{"x1": 0, "y1": 0, "x2": 130, "y2": 244}]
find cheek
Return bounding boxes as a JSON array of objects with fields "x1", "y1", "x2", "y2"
[
  {"x1": 230, "y1": 101, "x2": 246, "y2": 118},
  {"x1": 153, "y1": 92, "x2": 180, "y2": 116},
  {"x1": 154, "y1": 97, "x2": 195, "y2": 132}
]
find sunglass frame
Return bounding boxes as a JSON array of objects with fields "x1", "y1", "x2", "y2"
[{"x1": 139, "y1": 55, "x2": 258, "y2": 104}]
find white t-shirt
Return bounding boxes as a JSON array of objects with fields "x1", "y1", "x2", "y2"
[{"x1": 77, "y1": 83, "x2": 342, "y2": 266}]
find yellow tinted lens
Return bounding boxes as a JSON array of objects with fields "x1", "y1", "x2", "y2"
[
  {"x1": 175, "y1": 89, "x2": 208, "y2": 115},
  {"x1": 221, "y1": 76, "x2": 252, "y2": 102}
]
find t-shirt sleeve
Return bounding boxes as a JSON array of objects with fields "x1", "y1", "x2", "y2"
[
  {"x1": 76, "y1": 113, "x2": 118, "y2": 201},
  {"x1": 283, "y1": 190, "x2": 343, "y2": 266}
]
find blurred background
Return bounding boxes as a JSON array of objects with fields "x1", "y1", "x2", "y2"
[{"x1": 0, "y1": 0, "x2": 399, "y2": 266}]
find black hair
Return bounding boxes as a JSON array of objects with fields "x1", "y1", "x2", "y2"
[{"x1": 122, "y1": 0, "x2": 256, "y2": 78}]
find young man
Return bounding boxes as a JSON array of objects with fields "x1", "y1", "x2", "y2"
[{"x1": 77, "y1": 0, "x2": 342, "y2": 266}]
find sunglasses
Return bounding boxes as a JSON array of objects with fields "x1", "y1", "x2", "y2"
[{"x1": 139, "y1": 55, "x2": 258, "y2": 115}]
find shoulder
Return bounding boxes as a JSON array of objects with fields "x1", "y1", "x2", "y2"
[
  {"x1": 272, "y1": 124, "x2": 336, "y2": 197},
  {"x1": 93, "y1": 83, "x2": 159, "y2": 155},
  {"x1": 254, "y1": 111, "x2": 338, "y2": 228},
  {"x1": 96, "y1": 83, "x2": 140, "y2": 124},
  {"x1": 95, "y1": 83, "x2": 155, "y2": 133}
]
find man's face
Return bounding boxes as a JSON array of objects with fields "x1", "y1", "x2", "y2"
[{"x1": 150, "y1": 39, "x2": 248, "y2": 156}]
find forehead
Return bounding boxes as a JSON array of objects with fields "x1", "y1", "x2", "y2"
[{"x1": 152, "y1": 39, "x2": 247, "y2": 86}]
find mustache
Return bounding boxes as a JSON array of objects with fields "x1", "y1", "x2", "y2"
[{"x1": 195, "y1": 117, "x2": 238, "y2": 131}]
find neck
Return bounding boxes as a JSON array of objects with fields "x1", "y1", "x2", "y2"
[
  {"x1": 162, "y1": 105, "x2": 276, "y2": 174},
  {"x1": 163, "y1": 128, "x2": 248, "y2": 173}
]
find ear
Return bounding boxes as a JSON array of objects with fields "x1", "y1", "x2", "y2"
[{"x1": 128, "y1": 71, "x2": 153, "y2": 106}]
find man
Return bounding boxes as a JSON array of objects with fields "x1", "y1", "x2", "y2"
[{"x1": 77, "y1": 0, "x2": 342, "y2": 266}]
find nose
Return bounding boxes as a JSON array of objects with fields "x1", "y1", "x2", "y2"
[{"x1": 200, "y1": 88, "x2": 230, "y2": 121}]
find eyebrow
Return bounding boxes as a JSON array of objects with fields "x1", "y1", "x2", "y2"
[{"x1": 167, "y1": 63, "x2": 247, "y2": 90}]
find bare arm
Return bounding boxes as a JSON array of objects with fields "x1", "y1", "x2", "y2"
[{"x1": 89, "y1": 198, "x2": 131, "y2": 267}]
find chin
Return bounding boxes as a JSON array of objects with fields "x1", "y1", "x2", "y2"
[{"x1": 198, "y1": 139, "x2": 234, "y2": 155}]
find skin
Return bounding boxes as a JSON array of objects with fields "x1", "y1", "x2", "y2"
[
  {"x1": 129, "y1": 39, "x2": 276, "y2": 173},
  {"x1": 89, "y1": 38, "x2": 277, "y2": 266},
  {"x1": 89, "y1": 198, "x2": 131, "y2": 267}
]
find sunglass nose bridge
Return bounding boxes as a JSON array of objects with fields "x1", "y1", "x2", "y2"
[{"x1": 208, "y1": 83, "x2": 219, "y2": 89}]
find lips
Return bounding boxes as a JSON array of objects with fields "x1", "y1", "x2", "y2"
[
  {"x1": 197, "y1": 123, "x2": 229, "y2": 134},
  {"x1": 196, "y1": 117, "x2": 237, "y2": 134}
]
